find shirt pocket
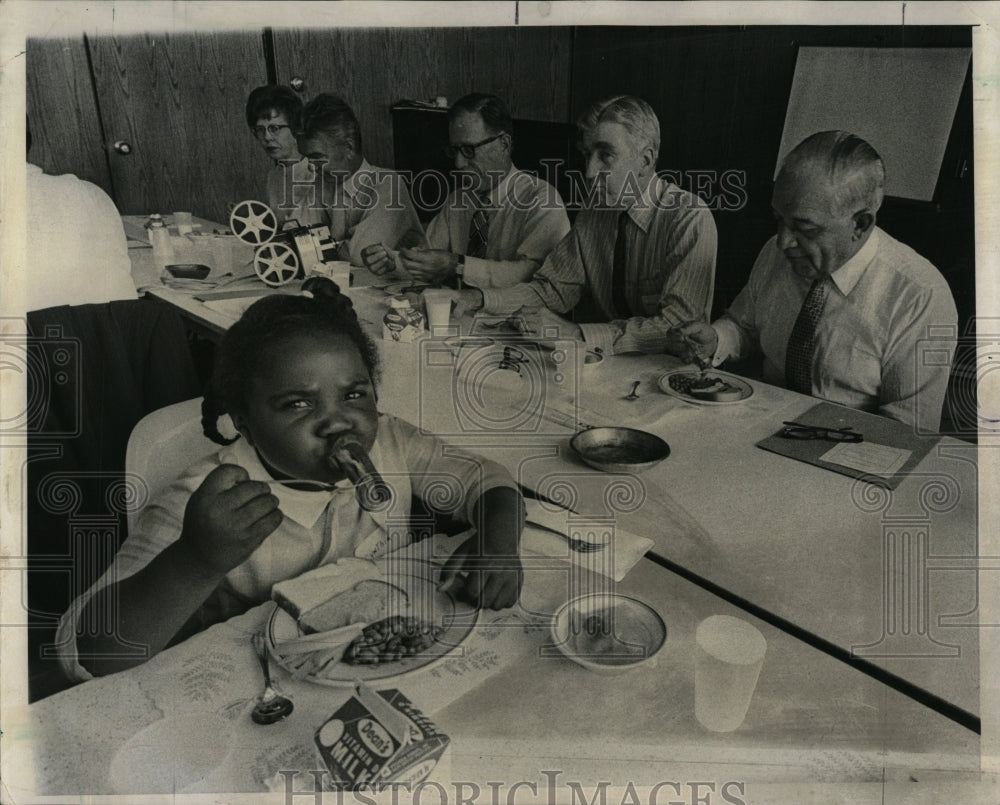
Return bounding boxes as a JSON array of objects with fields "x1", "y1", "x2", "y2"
[{"x1": 824, "y1": 338, "x2": 882, "y2": 399}]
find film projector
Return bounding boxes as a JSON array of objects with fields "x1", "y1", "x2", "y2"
[{"x1": 228, "y1": 200, "x2": 342, "y2": 286}]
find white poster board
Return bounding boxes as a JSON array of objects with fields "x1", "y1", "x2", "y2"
[{"x1": 776, "y1": 46, "x2": 971, "y2": 201}]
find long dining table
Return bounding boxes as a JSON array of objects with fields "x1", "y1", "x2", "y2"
[
  {"x1": 5, "y1": 530, "x2": 984, "y2": 797},
  {"x1": 5, "y1": 222, "x2": 988, "y2": 800}
]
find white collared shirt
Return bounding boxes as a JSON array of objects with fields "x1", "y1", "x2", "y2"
[
  {"x1": 56, "y1": 413, "x2": 516, "y2": 681},
  {"x1": 266, "y1": 157, "x2": 326, "y2": 226},
  {"x1": 25, "y1": 163, "x2": 138, "y2": 312},
  {"x1": 481, "y1": 175, "x2": 717, "y2": 355},
  {"x1": 322, "y1": 159, "x2": 426, "y2": 265},
  {"x1": 425, "y1": 165, "x2": 570, "y2": 289},
  {"x1": 713, "y1": 228, "x2": 958, "y2": 431}
]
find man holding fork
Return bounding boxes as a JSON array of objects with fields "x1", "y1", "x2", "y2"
[{"x1": 668, "y1": 130, "x2": 957, "y2": 433}]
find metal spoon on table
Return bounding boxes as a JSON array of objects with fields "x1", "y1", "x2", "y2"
[
  {"x1": 250, "y1": 632, "x2": 293, "y2": 725},
  {"x1": 624, "y1": 380, "x2": 641, "y2": 401}
]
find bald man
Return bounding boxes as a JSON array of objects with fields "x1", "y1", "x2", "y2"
[{"x1": 674, "y1": 130, "x2": 957, "y2": 433}]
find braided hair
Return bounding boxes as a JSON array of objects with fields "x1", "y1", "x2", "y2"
[{"x1": 201, "y1": 277, "x2": 380, "y2": 444}]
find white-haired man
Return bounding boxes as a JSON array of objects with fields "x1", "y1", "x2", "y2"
[
  {"x1": 454, "y1": 95, "x2": 717, "y2": 356},
  {"x1": 673, "y1": 130, "x2": 957, "y2": 432},
  {"x1": 297, "y1": 94, "x2": 425, "y2": 266}
]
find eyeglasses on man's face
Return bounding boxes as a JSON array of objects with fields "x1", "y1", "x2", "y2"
[
  {"x1": 251, "y1": 123, "x2": 291, "y2": 140},
  {"x1": 444, "y1": 133, "x2": 503, "y2": 160},
  {"x1": 779, "y1": 422, "x2": 864, "y2": 443}
]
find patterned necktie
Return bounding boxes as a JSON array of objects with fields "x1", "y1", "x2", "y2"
[
  {"x1": 611, "y1": 209, "x2": 630, "y2": 318},
  {"x1": 466, "y1": 207, "x2": 489, "y2": 260},
  {"x1": 785, "y1": 276, "x2": 832, "y2": 395}
]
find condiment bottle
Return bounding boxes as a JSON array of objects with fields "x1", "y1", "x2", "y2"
[{"x1": 146, "y1": 213, "x2": 174, "y2": 269}]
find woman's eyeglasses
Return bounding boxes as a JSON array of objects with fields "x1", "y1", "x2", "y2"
[
  {"x1": 444, "y1": 133, "x2": 503, "y2": 160},
  {"x1": 779, "y1": 422, "x2": 864, "y2": 443},
  {"x1": 251, "y1": 123, "x2": 291, "y2": 140}
]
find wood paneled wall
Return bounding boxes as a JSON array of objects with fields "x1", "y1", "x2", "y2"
[
  {"x1": 271, "y1": 27, "x2": 573, "y2": 168},
  {"x1": 87, "y1": 32, "x2": 270, "y2": 223},
  {"x1": 571, "y1": 26, "x2": 974, "y2": 320},
  {"x1": 25, "y1": 25, "x2": 974, "y2": 326},
  {"x1": 26, "y1": 37, "x2": 111, "y2": 195}
]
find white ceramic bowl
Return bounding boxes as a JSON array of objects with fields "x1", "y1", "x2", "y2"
[{"x1": 550, "y1": 593, "x2": 667, "y2": 675}]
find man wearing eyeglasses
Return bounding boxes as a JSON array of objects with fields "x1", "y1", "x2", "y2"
[
  {"x1": 245, "y1": 85, "x2": 323, "y2": 226},
  {"x1": 669, "y1": 131, "x2": 958, "y2": 433},
  {"x1": 451, "y1": 95, "x2": 717, "y2": 357},
  {"x1": 372, "y1": 93, "x2": 570, "y2": 289},
  {"x1": 297, "y1": 94, "x2": 425, "y2": 267}
]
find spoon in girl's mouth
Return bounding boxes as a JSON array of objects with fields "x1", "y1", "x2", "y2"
[{"x1": 328, "y1": 441, "x2": 394, "y2": 512}]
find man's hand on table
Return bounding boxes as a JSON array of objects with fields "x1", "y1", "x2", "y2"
[
  {"x1": 399, "y1": 248, "x2": 460, "y2": 284},
  {"x1": 361, "y1": 243, "x2": 395, "y2": 275},
  {"x1": 511, "y1": 306, "x2": 583, "y2": 347}
]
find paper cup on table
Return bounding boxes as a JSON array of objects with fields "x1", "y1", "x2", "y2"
[
  {"x1": 174, "y1": 211, "x2": 194, "y2": 235},
  {"x1": 314, "y1": 260, "x2": 352, "y2": 291},
  {"x1": 423, "y1": 289, "x2": 454, "y2": 336},
  {"x1": 694, "y1": 615, "x2": 766, "y2": 732},
  {"x1": 209, "y1": 234, "x2": 235, "y2": 275}
]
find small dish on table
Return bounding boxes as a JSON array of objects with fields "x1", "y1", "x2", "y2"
[
  {"x1": 550, "y1": 593, "x2": 667, "y2": 675},
  {"x1": 165, "y1": 263, "x2": 211, "y2": 280},
  {"x1": 570, "y1": 426, "x2": 670, "y2": 473}
]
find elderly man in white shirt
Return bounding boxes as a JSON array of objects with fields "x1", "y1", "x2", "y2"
[
  {"x1": 390, "y1": 93, "x2": 570, "y2": 289},
  {"x1": 673, "y1": 130, "x2": 958, "y2": 433},
  {"x1": 296, "y1": 94, "x2": 425, "y2": 267}
]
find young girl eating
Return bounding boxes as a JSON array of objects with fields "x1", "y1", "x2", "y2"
[{"x1": 59, "y1": 277, "x2": 523, "y2": 681}]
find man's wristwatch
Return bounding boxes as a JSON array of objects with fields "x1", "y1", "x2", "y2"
[{"x1": 455, "y1": 254, "x2": 465, "y2": 277}]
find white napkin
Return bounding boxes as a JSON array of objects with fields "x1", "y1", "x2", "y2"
[{"x1": 522, "y1": 499, "x2": 653, "y2": 582}]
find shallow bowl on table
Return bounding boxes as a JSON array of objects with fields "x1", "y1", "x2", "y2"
[
  {"x1": 570, "y1": 426, "x2": 670, "y2": 473},
  {"x1": 551, "y1": 593, "x2": 667, "y2": 675},
  {"x1": 165, "y1": 263, "x2": 211, "y2": 280}
]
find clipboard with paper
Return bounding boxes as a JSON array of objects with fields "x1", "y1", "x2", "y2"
[{"x1": 755, "y1": 401, "x2": 941, "y2": 490}]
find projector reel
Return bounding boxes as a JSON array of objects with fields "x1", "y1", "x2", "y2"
[
  {"x1": 230, "y1": 199, "x2": 279, "y2": 246},
  {"x1": 254, "y1": 242, "x2": 301, "y2": 287}
]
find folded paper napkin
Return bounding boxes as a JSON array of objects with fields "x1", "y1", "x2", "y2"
[
  {"x1": 428, "y1": 501, "x2": 652, "y2": 583},
  {"x1": 521, "y1": 499, "x2": 654, "y2": 582}
]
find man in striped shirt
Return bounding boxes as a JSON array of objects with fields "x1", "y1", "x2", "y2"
[{"x1": 454, "y1": 95, "x2": 718, "y2": 356}]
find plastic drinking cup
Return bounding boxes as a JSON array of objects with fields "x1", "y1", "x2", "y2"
[
  {"x1": 694, "y1": 615, "x2": 767, "y2": 732},
  {"x1": 423, "y1": 289, "x2": 454, "y2": 335},
  {"x1": 174, "y1": 211, "x2": 194, "y2": 236}
]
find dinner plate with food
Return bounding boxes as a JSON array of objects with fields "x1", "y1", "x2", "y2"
[
  {"x1": 657, "y1": 368, "x2": 754, "y2": 405},
  {"x1": 383, "y1": 281, "x2": 433, "y2": 296},
  {"x1": 266, "y1": 557, "x2": 478, "y2": 686}
]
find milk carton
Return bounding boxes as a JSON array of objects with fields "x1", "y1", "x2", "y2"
[
  {"x1": 314, "y1": 685, "x2": 449, "y2": 789},
  {"x1": 382, "y1": 296, "x2": 425, "y2": 342}
]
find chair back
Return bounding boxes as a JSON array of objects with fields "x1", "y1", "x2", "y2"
[{"x1": 125, "y1": 397, "x2": 219, "y2": 532}]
